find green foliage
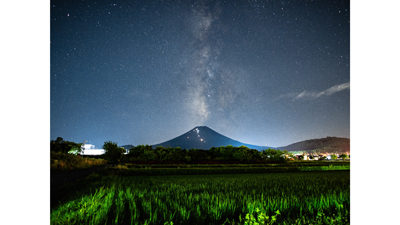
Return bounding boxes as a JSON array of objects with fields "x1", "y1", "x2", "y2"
[
  {"x1": 51, "y1": 171, "x2": 350, "y2": 225},
  {"x1": 331, "y1": 154, "x2": 338, "y2": 160},
  {"x1": 67, "y1": 147, "x2": 81, "y2": 155},
  {"x1": 243, "y1": 208, "x2": 280, "y2": 225},
  {"x1": 233, "y1": 149, "x2": 246, "y2": 162},
  {"x1": 105, "y1": 162, "x2": 349, "y2": 176},
  {"x1": 188, "y1": 149, "x2": 209, "y2": 162},
  {"x1": 103, "y1": 141, "x2": 126, "y2": 161},
  {"x1": 128, "y1": 145, "x2": 153, "y2": 158},
  {"x1": 103, "y1": 144, "x2": 330, "y2": 164},
  {"x1": 51, "y1": 152, "x2": 107, "y2": 171},
  {"x1": 51, "y1": 137, "x2": 82, "y2": 154},
  {"x1": 261, "y1": 148, "x2": 287, "y2": 162},
  {"x1": 162, "y1": 147, "x2": 184, "y2": 162},
  {"x1": 142, "y1": 148, "x2": 157, "y2": 161},
  {"x1": 339, "y1": 154, "x2": 348, "y2": 160},
  {"x1": 155, "y1": 146, "x2": 167, "y2": 160}
]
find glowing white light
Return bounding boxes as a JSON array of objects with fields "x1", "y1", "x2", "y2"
[
  {"x1": 200, "y1": 139, "x2": 203, "y2": 141},
  {"x1": 81, "y1": 144, "x2": 105, "y2": 155},
  {"x1": 82, "y1": 149, "x2": 105, "y2": 155}
]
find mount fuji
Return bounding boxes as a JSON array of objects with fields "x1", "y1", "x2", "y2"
[{"x1": 151, "y1": 126, "x2": 272, "y2": 151}]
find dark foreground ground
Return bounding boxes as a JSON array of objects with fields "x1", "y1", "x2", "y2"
[{"x1": 51, "y1": 164, "x2": 115, "y2": 189}]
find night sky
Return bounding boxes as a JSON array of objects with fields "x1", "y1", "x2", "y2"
[{"x1": 50, "y1": 0, "x2": 350, "y2": 148}]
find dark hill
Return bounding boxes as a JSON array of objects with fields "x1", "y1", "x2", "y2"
[
  {"x1": 152, "y1": 126, "x2": 271, "y2": 151},
  {"x1": 278, "y1": 137, "x2": 350, "y2": 153}
]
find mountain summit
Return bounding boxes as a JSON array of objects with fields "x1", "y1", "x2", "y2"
[{"x1": 152, "y1": 126, "x2": 271, "y2": 150}]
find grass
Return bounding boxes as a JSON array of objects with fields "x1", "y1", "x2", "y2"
[
  {"x1": 51, "y1": 152, "x2": 107, "y2": 171},
  {"x1": 51, "y1": 171, "x2": 350, "y2": 224},
  {"x1": 123, "y1": 161, "x2": 349, "y2": 168},
  {"x1": 102, "y1": 162, "x2": 349, "y2": 176}
]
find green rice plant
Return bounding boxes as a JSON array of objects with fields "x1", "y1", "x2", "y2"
[
  {"x1": 51, "y1": 171, "x2": 350, "y2": 225},
  {"x1": 51, "y1": 186, "x2": 112, "y2": 225},
  {"x1": 125, "y1": 187, "x2": 140, "y2": 225},
  {"x1": 114, "y1": 187, "x2": 125, "y2": 224},
  {"x1": 243, "y1": 208, "x2": 280, "y2": 225}
]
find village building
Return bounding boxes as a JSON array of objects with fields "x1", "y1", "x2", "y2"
[{"x1": 81, "y1": 144, "x2": 105, "y2": 155}]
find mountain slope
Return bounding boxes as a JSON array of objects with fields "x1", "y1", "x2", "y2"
[
  {"x1": 278, "y1": 137, "x2": 350, "y2": 153},
  {"x1": 152, "y1": 126, "x2": 271, "y2": 150}
]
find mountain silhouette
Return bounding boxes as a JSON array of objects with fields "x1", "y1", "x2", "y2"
[
  {"x1": 277, "y1": 136, "x2": 350, "y2": 153},
  {"x1": 151, "y1": 126, "x2": 271, "y2": 150}
]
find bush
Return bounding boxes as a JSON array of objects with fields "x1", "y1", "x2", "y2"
[
  {"x1": 103, "y1": 141, "x2": 126, "y2": 161},
  {"x1": 51, "y1": 152, "x2": 107, "y2": 171},
  {"x1": 51, "y1": 137, "x2": 82, "y2": 154}
]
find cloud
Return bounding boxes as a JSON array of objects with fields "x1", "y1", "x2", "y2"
[
  {"x1": 324, "y1": 82, "x2": 350, "y2": 95},
  {"x1": 280, "y1": 82, "x2": 350, "y2": 101}
]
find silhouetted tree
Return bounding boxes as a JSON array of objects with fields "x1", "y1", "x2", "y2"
[
  {"x1": 103, "y1": 141, "x2": 126, "y2": 161},
  {"x1": 155, "y1": 146, "x2": 167, "y2": 161},
  {"x1": 190, "y1": 149, "x2": 208, "y2": 162},
  {"x1": 163, "y1": 147, "x2": 184, "y2": 162},
  {"x1": 128, "y1": 145, "x2": 152, "y2": 158},
  {"x1": 208, "y1": 147, "x2": 219, "y2": 159},
  {"x1": 50, "y1": 137, "x2": 82, "y2": 154},
  {"x1": 140, "y1": 148, "x2": 157, "y2": 161}
]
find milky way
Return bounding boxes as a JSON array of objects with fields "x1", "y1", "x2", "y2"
[{"x1": 51, "y1": 0, "x2": 350, "y2": 147}]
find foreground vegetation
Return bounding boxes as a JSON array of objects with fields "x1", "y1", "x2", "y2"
[
  {"x1": 51, "y1": 138, "x2": 350, "y2": 165},
  {"x1": 51, "y1": 138, "x2": 350, "y2": 224},
  {"x1": 104, "y1": 162, "x2": 350, "y2": 176},
  {"x1": 51, "y1": 152, "x2": 107, "y2": 171},
  {"x1": 51, "y1": 171, "x2": 349, "y2": 225}
]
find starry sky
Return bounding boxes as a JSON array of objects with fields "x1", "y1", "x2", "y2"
[{"x1": 50, "y1": 0, "x2": 350, "y2": 148}]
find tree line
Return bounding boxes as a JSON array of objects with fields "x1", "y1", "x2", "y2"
[
  {"x1": 51, "y1": 137, "x2": 348, "y2": 163},
  {"x1": 104, "y1": 142, "x2": 294, "y2": 163},
  {"x1": 50, "y1": 137, "x2": 295, "y2": 163},
  {"x1": 50, "y1": 137, "x2": 82, "y2": 154}
]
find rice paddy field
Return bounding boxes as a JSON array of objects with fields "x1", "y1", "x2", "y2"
[
  {"x1": 51, "y1": 170, "x2": 350, "y2": 225},
  {"x1": 105, "y1": 162, "x2": 350, "y2": 176}
]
